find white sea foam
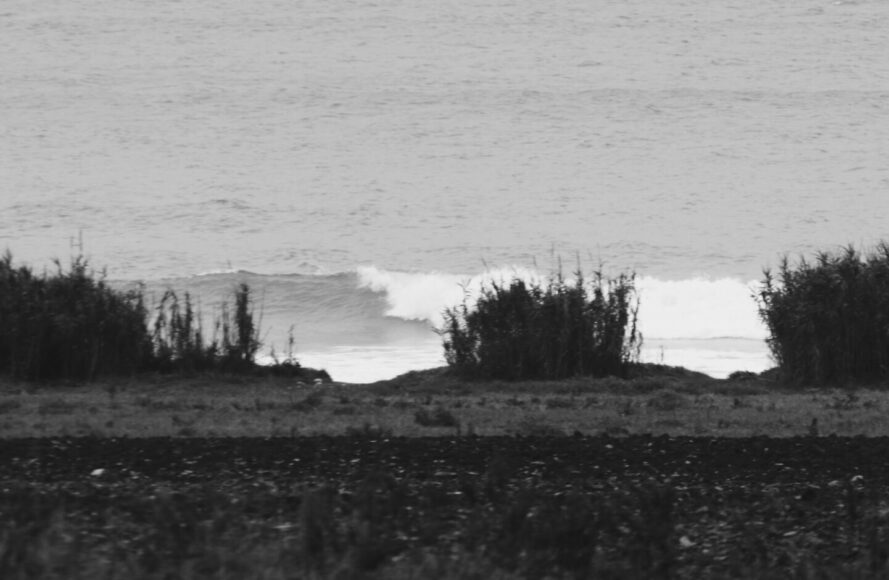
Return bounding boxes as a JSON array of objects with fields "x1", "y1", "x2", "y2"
[
  {"x1": 356, "y1": 266, "x2": 466, "y2": 324},
  {"x1": 357, "y1": 266, "x2": 767, "y2": 341},
  {"x1": 635, "y1": 277, "x2": 767, "y2": 340},
  {"x1": 356, "y1": 265, "x2": 546, "y2": 326}
]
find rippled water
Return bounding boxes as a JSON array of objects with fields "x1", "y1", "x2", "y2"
[{"x1": 2, "y1": 0, "x2": 888, "y2": 380}]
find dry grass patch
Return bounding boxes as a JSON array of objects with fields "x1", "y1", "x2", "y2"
[
  {"x1": 414, "y1": 407, "x2": 459, "y2": 428},
  {"x1": 4, "y1": 370, "x2": 889, "y2": 437},
  {"x1": 511, "y1": 415, "x2": 565, "y2": 437},
  {"x1": 647, "y1": 389, "x2": 689, "y2": 411},
  {"x1": 37, "y1": 399, "x2": 80, "y2": 415}
]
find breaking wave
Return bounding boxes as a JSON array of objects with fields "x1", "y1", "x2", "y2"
[{"x1": 133, "y1": 265, "x2": 770, "y2": 381}]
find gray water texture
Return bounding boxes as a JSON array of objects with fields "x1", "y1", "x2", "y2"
[{"x1": 2, "y1": 0, "x2": 888, "y2": 281}]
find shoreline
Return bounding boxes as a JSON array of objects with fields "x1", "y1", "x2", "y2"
[{"x1": 291, "y1": 335, "x2": 773, "y2": 384}]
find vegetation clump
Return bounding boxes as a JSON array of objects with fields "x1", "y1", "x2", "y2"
[
  {"x1": 0, "y1": 253, "x2": 150, "y2": 380},
  {"x1": 757, "y1": 244, "x2": 889, "y2": 385},
  {"x1": 148, "y1": 283, "x2": 261, "y2": 374},
  {"x1": 0, "y1": 252, "x2": 279, "y2": 381},
  {"x1": 440, "y1": 266, "x2": 641, "y2": 381}
]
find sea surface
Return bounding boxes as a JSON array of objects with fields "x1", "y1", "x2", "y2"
[{"x1": 2, "y1": 0, "x2": 888, "y2": 382}]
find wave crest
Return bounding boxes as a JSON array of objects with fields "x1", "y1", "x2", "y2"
[{"x1": 357, "y1": 266, "x2": 767, "y2": 340}]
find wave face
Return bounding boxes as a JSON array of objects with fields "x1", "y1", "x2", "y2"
[{"x1": 128, "y1": 267, "x2": 772, "y2": 382}]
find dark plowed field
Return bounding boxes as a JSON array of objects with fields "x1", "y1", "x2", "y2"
[{"x1": 2, "y1": 435, "x2": 889, "y2": 578}]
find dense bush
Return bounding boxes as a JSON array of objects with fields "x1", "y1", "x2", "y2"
[
  {"x1": 440, "y1": 267, "x2": 641, "y2": 380},
  {"x1": 757, "y1": 244, "x2": 889, "y2": 385},
  {"x1": 0, "y1": 252, "x2": 267, "y2": 380},
  {"x1": 0, "y1": 253, "x2": 150, "y2": 380}
]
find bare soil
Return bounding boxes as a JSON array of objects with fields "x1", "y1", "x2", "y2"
[{"x1": 2, "y1": 434, "x2": 888, "y2": 578}]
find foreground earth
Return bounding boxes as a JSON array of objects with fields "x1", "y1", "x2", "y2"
[{"x1": 2, "y1": 434, "x2": 889, "y2": 579}]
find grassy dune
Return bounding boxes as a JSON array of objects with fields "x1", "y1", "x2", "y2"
[{"x1": 0, "y1": 365, "x2": 886, "y2": 439}]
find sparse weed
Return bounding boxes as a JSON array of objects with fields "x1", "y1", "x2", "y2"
[
  {"x1": 292, "y1": 391, "x2": 324, "y2": 412},
  {"x1": 827, "y1": 392, "x2": 860, "y2": 411},
  {"x1": 647, "y1": 389, "x2": 688, "y2": 412},
  {"x1": 513, "y1": 415, "x2": 564, "y2": 437},
  {"x1": 37, "y1": 398, "x2": 78, "y2": 415},
  {"x1": 345, "y1": 422, "x2": 392, "y2": 438},
  {"x1": 732, "y1": 397, "x2": 751, "y2": 409},
  {"x1": 414, "y1": 406, "x2": 459, "y2": 428},
  {"x1": 544, "y1": 396, "x2": 575, "y2": 409},
  {"x1": 505, "y1": 396, "x2": 525, "y2": 407}
]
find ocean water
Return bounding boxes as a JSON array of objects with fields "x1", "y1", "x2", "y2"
[{"x1": 2, "y1": 0, "x2": 888, "y2": 381}]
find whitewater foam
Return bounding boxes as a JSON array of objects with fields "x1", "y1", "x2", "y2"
[
  {"x1": 356, "y1": 266, "x2": 466, "y2": 324},
  {"x1": 635, "y1": 277, "x2": 767, "y2": 340},
  {"x1": 356, "y1": 265, "x2": 547, "y2": 326},
  {"x1": 357, "y1": 265, "x2": 767, "y2": 341},
  {"x1": 348, "y1": 266, "x2": 776, "y2": 378}
]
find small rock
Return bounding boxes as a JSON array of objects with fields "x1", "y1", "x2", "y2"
[{"x1": 90, "y1": 468, "x2": 105, "y2": 477}]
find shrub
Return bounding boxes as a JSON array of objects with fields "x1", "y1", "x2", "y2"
[
  {"x1": 757, "y1": 244, "x2": 889, "y2": 384},
  {"x1": 0, "y1": 252, "x2": 269, "y2": 380},
  {"x1": 440, "y1": 265, "x2": 641, "y2": 380},
  {"x1": 0, "y1": 252, "x2": 151, "y2": 380}
]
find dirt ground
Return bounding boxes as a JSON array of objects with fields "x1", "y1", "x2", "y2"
[{"x1": 3, "y1": 434, "x2": 889, "y2": 578}]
